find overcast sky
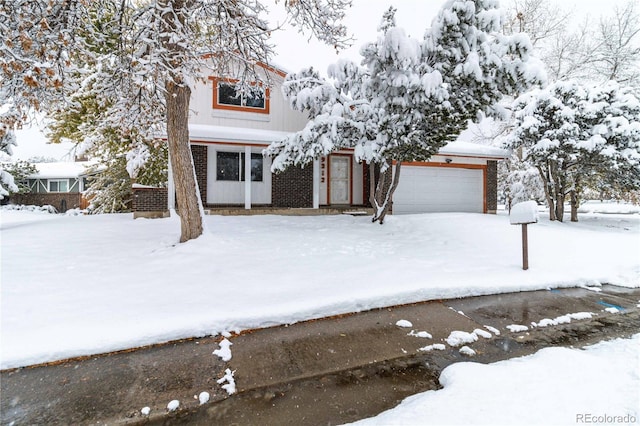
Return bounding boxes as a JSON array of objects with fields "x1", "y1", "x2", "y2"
[
  {"x1": 270, "y1": 0, "x2": 630, "y2": 74},
  {"x1": 11, "y1": 0, "x2": 631, "y2": 161}
]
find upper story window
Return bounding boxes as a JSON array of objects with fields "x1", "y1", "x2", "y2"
[{"x1": 210, "y1": 77, "x2": 270, "y2": 115}]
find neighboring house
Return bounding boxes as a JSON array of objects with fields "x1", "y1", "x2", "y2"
[
  {"x1": 133, "y1": 62, "x2": 508, "y2": 218},
  {"x1": 11, "y1": 161, "x2": 93, "y2": 212}
]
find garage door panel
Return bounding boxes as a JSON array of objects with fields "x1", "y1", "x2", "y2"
[{"x1": 394, "y1": 166, "x2": 483, "y2": 214}]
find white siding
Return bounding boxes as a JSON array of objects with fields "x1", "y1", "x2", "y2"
[
  {"x1": 206, "y1": 145, "x2": 272, "y2": 205},
  {"x1": 189, "y1": 65, "x2": 308, "y2": 134}
]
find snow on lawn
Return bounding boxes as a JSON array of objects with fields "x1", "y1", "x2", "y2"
[
  {"x1": 346, "y1": 334, "x2": 640, "y2": 426},
  {"x1": 1, "y1": 208, "x2": 639, "y2": 369}
]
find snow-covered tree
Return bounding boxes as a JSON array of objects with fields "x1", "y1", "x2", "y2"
[
  {"x1": 267, "y1": 0, "x2": 545, "y2": 223},
  {"x1": 1, "y1": 160, "x2": 36, "y2": 195},
  {"x1": 505, "y1": 80, "x2": 640, "y2": 222},
  {"x1": 0, "y1": 0, "x2": 351, "y2": 242},
  {"x1": 0, "y1": 109, "x2": 19, "y2": 198},
  {"x1": 505, "y1": 0, "x2": 640, "y2": 88},
  {"x1": 591, "y1": 1, "x2": 640, "y2": 88},
  {"x1": 498, "y1": 156, "x2": 544, "y2": 211}
]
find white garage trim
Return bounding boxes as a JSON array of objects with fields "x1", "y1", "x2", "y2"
[{"x1": 394, "y1": 162, "x2": 487, "y2": 214}]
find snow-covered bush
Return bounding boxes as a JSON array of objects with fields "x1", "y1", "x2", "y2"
[{"x1": 1, "y1": 204, "x2": 58, "y2": 213}]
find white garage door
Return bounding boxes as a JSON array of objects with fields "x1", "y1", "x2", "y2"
[{"x1": 393, "y1": 166, "x2": 484, "y2": 214}]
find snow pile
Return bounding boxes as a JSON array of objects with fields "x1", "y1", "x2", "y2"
[
  {"x1": 507, "y1": 324, "x2": 529, "y2": 332},
  {"x1": 212, "y1": 338, "x2": 233, "y2": 361},
  {"x1": 1, "y1": 204, "x2": 57, "y2": 213},
  {"x1": 347, "y1": 335, "x2": 640, "y2": 425},
  {"x1": 141, "y1": 407, "x2": 150, "y2": 416},
  {"x1": 217, "y1": 368, "x2": 236, "y2": 395}
]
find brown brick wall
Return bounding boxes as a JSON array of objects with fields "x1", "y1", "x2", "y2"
[
  {"x1": 10, "y1": 193, "x2": 83, "y2": 213},
  {"x1": 272, "y1": 164, "x2": 313, "y2": 208},
  {"x1": 191, "y1": 145, "x2": 207, "y2": 205},
  {"x1": 132, "y1": 187, "x2": 168, "y2": 212},
  {"x1": 486, "y1": 160, "x2": 498, "y2": 213}
]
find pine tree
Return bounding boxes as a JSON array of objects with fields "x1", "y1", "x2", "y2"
[
  {"x1": 267, "y1": 0, "x2": 545, "y2": 223},
  {"x1": 505, "y1": 80, "x2": 640, "y2": 221},
  {"x1": 1, "y1": 160, "x2": 37, "y2": 195}
]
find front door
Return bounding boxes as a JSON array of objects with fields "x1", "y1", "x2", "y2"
[{"x1": 330, "y1": 156, "x2": 350, "y2": 204}]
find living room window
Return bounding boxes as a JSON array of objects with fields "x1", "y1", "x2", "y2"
[
  {"x1": 216, "y1": 152, "x2": 263, "y2": 182},
  {"x1": 210, "y1": 77, "x2": 270, "y2": 114}
]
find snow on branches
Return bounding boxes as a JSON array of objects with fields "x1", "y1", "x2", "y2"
[
  {"x1": 505, "y1": 80, "x2": 640, "y2": 222},
  {"x1": 266, "y1": 0, "x2": 545, "y2": 223},
  {"x1": 1, "y1": 0, "x2": 352, "y2": 241}
]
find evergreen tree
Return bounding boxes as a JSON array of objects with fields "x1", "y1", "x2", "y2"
[
  {"x1": 1, "y1": 160, "x2": 37, "y2": 195},
  {"x1": 267, "y1": 0, "x2": 545, "y2": 223},
  {"x1": 505, "y1": 80, "x2": 640, "y2": 221}
]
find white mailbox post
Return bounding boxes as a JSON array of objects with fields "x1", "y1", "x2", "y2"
[{"x1": 510, "y1": 201, "x2": 539, "y2": 270}]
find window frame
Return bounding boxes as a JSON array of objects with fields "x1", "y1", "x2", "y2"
[
  {"x1": 48, "y1": 179, "x2": 68, "y2": 193},
  {"x1": 216, "y1": 151, "x2": 264, "y2": 183},
  {"x1": 209, "y1": 77, "x2": 270, "y2": 115}
]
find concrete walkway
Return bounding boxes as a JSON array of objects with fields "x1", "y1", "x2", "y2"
[{"x1": 2, "y1": 285, "x2": 639, "y2": 426}]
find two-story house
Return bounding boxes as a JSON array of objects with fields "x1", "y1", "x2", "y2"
[{"x1": 132, "y1": 62, "x2": 507, "y2": 218}]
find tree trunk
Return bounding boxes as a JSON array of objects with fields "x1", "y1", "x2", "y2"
[
  {"x1": 570, "y1": 190, "x2": 579, "y2": 222},
  {"x1": 555, "y1": 192, "x2": 565, "y2": 222},
  {"x1": 370, "y1": 162, "x2": 402, "y2": 224},
  {"x1": 549, "y1": 159, "x2": 565, "y2": 222},
  {"x1": 537, "y1": 164, "x2": 556, "y2": 221},
  {"x1": 166, "y1": 80, "x2": 203, "y2": 242}
]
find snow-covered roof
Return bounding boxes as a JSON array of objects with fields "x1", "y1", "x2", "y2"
[
  {"x1": 189, "y1": 124, "x2": 510, "y2": 159},
  {"x1": 29, "y1": 161, "x2": 96, "y2": 179},
  {"x1": 438, "y1": 141, "x2": 509, "y2": 159},
  {"x1": 189, "y1": 124, "x2": 292, "y2": 144}
]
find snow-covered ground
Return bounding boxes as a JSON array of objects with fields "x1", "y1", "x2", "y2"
[
  {"x1": 346, "y1": 334, "x2": 640, "y2": 426},
  {"x1": 1, "y1": 204, "x2": 638, "y2": 369}
]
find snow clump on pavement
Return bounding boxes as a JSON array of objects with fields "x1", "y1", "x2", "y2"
[
  {"x1": 531, "y1": 312, "x2": 593, "y2": 327},
  {"x1": 217, "y1": 368, "x2": 236, "y2": 395},
  {"x1": 459, "y1": 346, "x2": 476, "y2": 356},
  {"x1": 418, "y1": 344, "x2": 446, "y2": 352},
  {"x1": 141, "y1": 407, "x2": 150, "y2": 416},
  {"x1": 396, "y1": 320, "x2": 413, "y2": 328},
  {"x1": 213, "y1": 338, "x2": 233, "y2": 361},
  {"x1": 484, "y1": 325, "x2": 500, "y2": 335},
  {"x1": 445, "y1": 331, "x2": 478, "y2": 347},
  {"x1": 408, "y1": 330, "x2": 432, "y2": 339},
  {"x1": 167, "y1": 400, "x2": 179, "y2": 412},
  {"x1": 507, "y1": 324, "x2": 529, "y2": 332},
  {"x1": 198, "y1": 391, "x2": 210, "y2": 405},
  {"x1": 473, "y1": 328, "x2": 493, "y2": 339}
]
